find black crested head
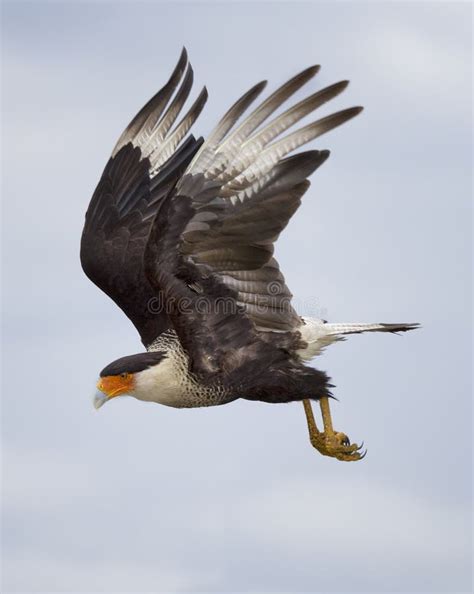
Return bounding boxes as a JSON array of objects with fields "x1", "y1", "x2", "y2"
[{"x1": 100, "y1": 352, "x2": 167, "y2": 377}]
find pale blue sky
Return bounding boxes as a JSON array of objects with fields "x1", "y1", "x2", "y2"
[{"x1": 1, "y1": 2, "x2": 472, "y2": 592}]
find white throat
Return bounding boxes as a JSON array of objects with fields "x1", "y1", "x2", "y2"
[{"x1": 133, "y1": 356, "x2": 185, "y2": 408}]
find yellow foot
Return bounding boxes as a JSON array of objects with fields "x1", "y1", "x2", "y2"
[
  {"x1": 302, "y1": 398, "x2": 366, "y2": 462},
  {"x1": 308, "y1": 429, "x2": 366, "y2": 462}
]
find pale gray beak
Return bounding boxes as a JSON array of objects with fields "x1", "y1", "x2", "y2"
[{"x1": 93, "y1": 391, "x2": 108, "y2": 410}]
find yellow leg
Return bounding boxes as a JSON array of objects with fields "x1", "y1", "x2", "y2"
[
  {"x1": 302, "y1": 397, "x2": 366, "y2": 462},
  {"x1": 303, "y1": 399, "x2": 319, "y2": 437},
  {"x1": 319, "y1": 396, "x2": 334, "y2": 433}
]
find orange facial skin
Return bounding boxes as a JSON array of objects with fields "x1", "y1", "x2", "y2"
[{"x1": 96, "y1": 373, "x2": 135, "y2": 399}]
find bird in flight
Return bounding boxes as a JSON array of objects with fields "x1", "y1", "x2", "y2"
[{"x1": 81, "y1": 49, "x2": 418, "y2": 461}]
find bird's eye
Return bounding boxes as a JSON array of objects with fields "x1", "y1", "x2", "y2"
[{"x1": 120, "y1": 372, "x2": 128, "y2": 379}]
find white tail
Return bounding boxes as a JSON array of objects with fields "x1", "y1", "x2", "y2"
[
  {"x1": 298, "y1": 318, "x2": 419, "y2": 360},
  {"x1": 323, "y1": 322, "x2": 420, "y2": 336}
]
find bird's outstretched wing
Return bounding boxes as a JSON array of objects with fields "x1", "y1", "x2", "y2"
[
  {"x1": 144, "y1": 64, "x2": 362, "y2": 377},
  {"x1": 81, "y1": 49, "x2": 207, "y2": 346}
]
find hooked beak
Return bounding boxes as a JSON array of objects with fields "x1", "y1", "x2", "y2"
[
  {"x1": 93, "y1": 391, "x2": 108, "y2": 409},
  {"x1": 93, "y1": 374, "x2": 135, "y2": 410}
]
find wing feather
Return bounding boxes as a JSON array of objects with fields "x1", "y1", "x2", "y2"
[
  {"x1": 205, "y1": 81, "x2": 268, "y2": 148},
  {"x1": 112, "y1": 47, "x2": 188, "y2": 157},
  {"x1": 144, "y1": 62, "x2": 362, "y2": 373},
  {"x1": 81, "y1": 50, "x2": 206, "y2": 346}
]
